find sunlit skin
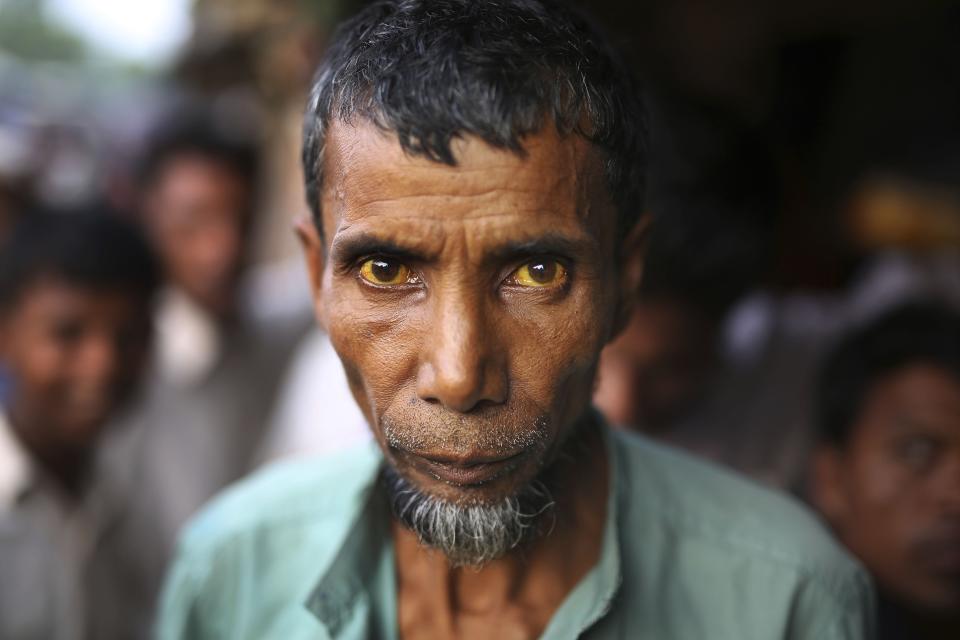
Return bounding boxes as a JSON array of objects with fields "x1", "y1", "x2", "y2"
[
  {"x1": 142, "y1": 154, "x2": 252, "y2": 321},
  {"x1": 0, "y1": 279, "x2": 152, "y2": 492},
  {"x1": 813, "y1": 363, "x2": 960, "y2": 638},
  {"x1": 298, "y1": 120, "x2": 645, "y2": 639}
]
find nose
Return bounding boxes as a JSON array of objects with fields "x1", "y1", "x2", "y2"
[
  {"x1": 933, "y1": 450, "x2": 960, "y2": 515},
  {"x1": 416, "y1": 290, "x2": 507, "y2": 413},
  {"x1": 197, "y1": 218, "x2": 243, "y2": 280},
  {"x1": 75, "y1": 331, "x2": 121, "y2": 390}
]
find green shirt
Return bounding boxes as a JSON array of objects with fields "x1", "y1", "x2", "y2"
[{"x1": 158, "y1": 426, "x2": 875, "y2": 639}]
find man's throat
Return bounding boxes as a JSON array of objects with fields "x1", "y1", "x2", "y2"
[{"x1": 392, "y1": 421, "x2": 609, "y2": 640}]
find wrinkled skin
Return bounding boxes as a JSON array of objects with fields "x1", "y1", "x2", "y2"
[
  {"x1": 0, "y1": 279, "x2": 152, "y2": 489},
  {"x1": 301, "y1": 120, "x2": 640, "y2": 506},
  {"x1": 813, "y1": 363, "x2": 960, "y2": 634},
  {"x1": 142, "y1": 154, "x2": 252, "y2": 320},
  {"x1": 299, "y1": 120, "x2": 645, "y2": 638}
]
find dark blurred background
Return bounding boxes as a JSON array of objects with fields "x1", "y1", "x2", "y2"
[{"x1": 0, "y1": 1, "x2": 958, "y2": 637}]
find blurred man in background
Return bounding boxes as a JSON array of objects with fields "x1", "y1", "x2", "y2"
[
  {"x1": 594, "y1": 203, "x2": 767, "y2": 432},
  {"x1": 102, "y1": 106, "x2": 312, "y2": 629},
  {"x1": 591, "y1": 202, "x2": 829, "y2": 488},
  {"x1": 811, "y1": 302, "x2": 960, "y2": 640},
  {"x1": 0, "y1": 210, "x2": 158, "y2": 639},
  {"x1": 138, "y1": 106, "x2": 258, "y2": 382}
]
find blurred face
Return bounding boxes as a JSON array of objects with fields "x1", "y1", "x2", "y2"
[
  {"x1": 303, "y1": 121, "x2": 627, "y2": 513},
  {"x1": 0, "y1": 278, "x2": 152, "y2": 451},
  {"x1": 594, "y1": 298, "x2": 714, "y2": 431},
  {"x1": 814, "y1": 363, "x2": 960, "y2": 616},
  {"x1": 144, "y1": 154, "x2": 251, "y2": 318}
]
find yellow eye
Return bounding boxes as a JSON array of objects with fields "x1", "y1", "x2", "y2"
[
  {"x1": 359, "y1": 257, "x2": 415, "y2": 286},
  {"x1": 511, "y1": 259, "x2": 567, "y2": 288}
]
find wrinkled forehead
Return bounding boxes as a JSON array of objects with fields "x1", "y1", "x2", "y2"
[{"x1": 319, "y1": 119, "x2": 614, "y2": 253}]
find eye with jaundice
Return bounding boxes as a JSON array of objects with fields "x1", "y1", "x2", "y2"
[{"x1": 357, "y1": 257, "x2": 569, "y2": 288}]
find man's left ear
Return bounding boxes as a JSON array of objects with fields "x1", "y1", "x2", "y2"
[
  {"x1": 294, "y1": 215, "x2": 327, "y2": 327},
  {"x1": 612, "y1": 213, "x2": 651, "y2": 336}
]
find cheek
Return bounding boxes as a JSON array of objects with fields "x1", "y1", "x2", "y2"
[
  {"x1": 843, "y1": 454, "x2": 928, "y2": 561},
  {"x1": 323, "y1": 287, "x2": 424, "y2": 415},
  {"x1": 9, "y1": 333, "x2": 71, "y2": 396},
  {"x1": 851, "y1": 453, "x2": 924, "y2": 518},
  {"x1": 502, "y1": 287, "x2": 609, "y2": 412}
]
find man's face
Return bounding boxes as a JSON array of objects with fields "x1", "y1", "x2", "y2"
[
  {"x1": 0, "y1": 279, "x2": 152, "y2": 449},
  {"x1": 815, "y1": 363, "x2": 960, "y2": 615},
  {"x1": 594, "y1": 298, "x2": 715, "y2": 431},
  {"x1": 305, "y1": 121, "x2": 625, "y2": 509},
  {"x1": 144, "y1": 154, "x2": 251, "y2": 319}
]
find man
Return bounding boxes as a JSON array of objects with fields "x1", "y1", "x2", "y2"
[
  {"x1": 0, "y1": 211, "x2": 158, "y2": 639},
  {"x1": 100, "y1": 107, "x2": 312, "y2": 624},
  {"x1": 594, "y1": 204, "x2": 765, "y2": 432},
  {"x1": 160, "y1": 1, "x2": 873, "y2": 638},
  {"x1": 136, "y1": 106, "x2": 261, "y2": 383},
  {"x1": 592, "y1": 204, "x2": 825, "y2": 488},
  {"x1": 811, "y1": 302, "x2": 960, "y2": 640}
]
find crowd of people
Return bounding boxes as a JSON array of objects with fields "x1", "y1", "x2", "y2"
[{"x1": 1, "y1": 1, "x2": 958, "y2": 639}]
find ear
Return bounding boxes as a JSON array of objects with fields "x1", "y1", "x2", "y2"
[
  {"x1": 294, "y1": 215, "x2": 327, "y2": 327},
  {"x1": 612, "y1": 213, "x2": 651, "y2": 338},
  {"x1": 809, "y1": 445, "x2": 850, "y2": 527}
]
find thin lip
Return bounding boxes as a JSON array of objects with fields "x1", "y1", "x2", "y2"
[
  {"x1": 920, "y1": 550, "x2": 960, "y2": 573},
  {"x1": 916, "y1": 535, "x2": 960, "y2": 573},
  {"x1": 395, "y1": 449, "x2": 526, "y2": 487}
]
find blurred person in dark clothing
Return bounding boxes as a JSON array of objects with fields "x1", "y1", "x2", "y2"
[
  {"x1": 811, "y1": 302, "x2": 960, "y2": 640},
  {"x1": 0, "y1": 211, "x2": 159, "y2": 640},
  {"x1": 592, "y1": 203, "x2": 831, "y2": 487},
  {"x1": 101, "y1": 106, "x2": 312, "y2": 626},
  {"x1": 594, "y1": 204, "x2": 766, "y2": 431}
]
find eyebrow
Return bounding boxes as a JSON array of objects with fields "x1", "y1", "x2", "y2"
[
  {"x1": 330, "y1": 230, "x2": 594, "y2": 270},
  {"x1": 330, "y1": 234, "x2": 430, "y2": 268},
  {"x1": 484, "y1": 233, "x2": 590, "y2": 264}
]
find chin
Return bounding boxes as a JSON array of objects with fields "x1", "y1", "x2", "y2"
[{"x1": 382, "y1": 462, "x2": 556, "y2": 567}]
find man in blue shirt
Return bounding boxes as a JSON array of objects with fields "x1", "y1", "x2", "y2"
[{"x1": 160, "y1": 1, "x2": 875, "y2": 638}]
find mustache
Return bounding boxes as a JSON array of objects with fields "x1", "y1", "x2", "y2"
[
  {"x1": 914, "y1": 525, "x2": 960, "y2": 555},
  {"x1": 380, "y1": 404, "x2": 551, "y2": 456}
]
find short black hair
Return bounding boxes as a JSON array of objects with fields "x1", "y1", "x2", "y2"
[
  {"x1": 139, "y1": 105, "x2": 258, "y2": 190},
  {"x1": 0, "y1": 208, "x2": 161, "y2": 312},
  {"x1": 817, "y1": 301, "x2": 960, "y2": 446},
  {"x1": 302, "y1": 0, "x2": 647, "y2": 238}
]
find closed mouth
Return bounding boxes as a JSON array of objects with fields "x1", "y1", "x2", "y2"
[{"x1": 394, "y1": 448, "x2": 527, "y2": 487}]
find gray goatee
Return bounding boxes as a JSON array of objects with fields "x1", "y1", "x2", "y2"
[{"x1": 382, "y1": 466, "x2": 555, "y2": 568}]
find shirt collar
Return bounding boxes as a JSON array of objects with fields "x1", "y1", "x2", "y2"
[
  {"x1": 0, "y1": 408, "x2": 34, "y2": 510},
  {"x1": 304, "y1": 416, "x2": 624, "y2": 638},
  {"x1": 305, "y1": 448, "x2": 394, "y2": 637},
  {"x1": 540, "y1": 422, "x2": 623, "y2": 638},
  {"x1": 154, "y1": 287, "x2": 222, "y2": 386}
]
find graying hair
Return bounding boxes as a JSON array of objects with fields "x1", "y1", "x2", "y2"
[
  {"x1": 383, "y1": 466, "x2": 555, "y2": 567},
  {"x1": 301, "y1": 0, "x2": 647, "y2": 239}
]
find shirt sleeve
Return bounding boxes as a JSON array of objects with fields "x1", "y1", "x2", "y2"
[
  {"x1": 155, "y1": 539, "x2": 218, "y2": 640},
  {"x1": 788, "y1": 566, "x2": 877, "y2": 640}
]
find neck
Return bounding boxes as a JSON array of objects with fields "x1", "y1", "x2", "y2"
[
  {"x1": 6, "y1": 404, "x2": 92, "y2": 498},
  {"x1": 879, "y1": 593, "x2": 960, "y2": 640},
  {"x1": 393, "y1": 412, "x2": 609, "y2": 636}
]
